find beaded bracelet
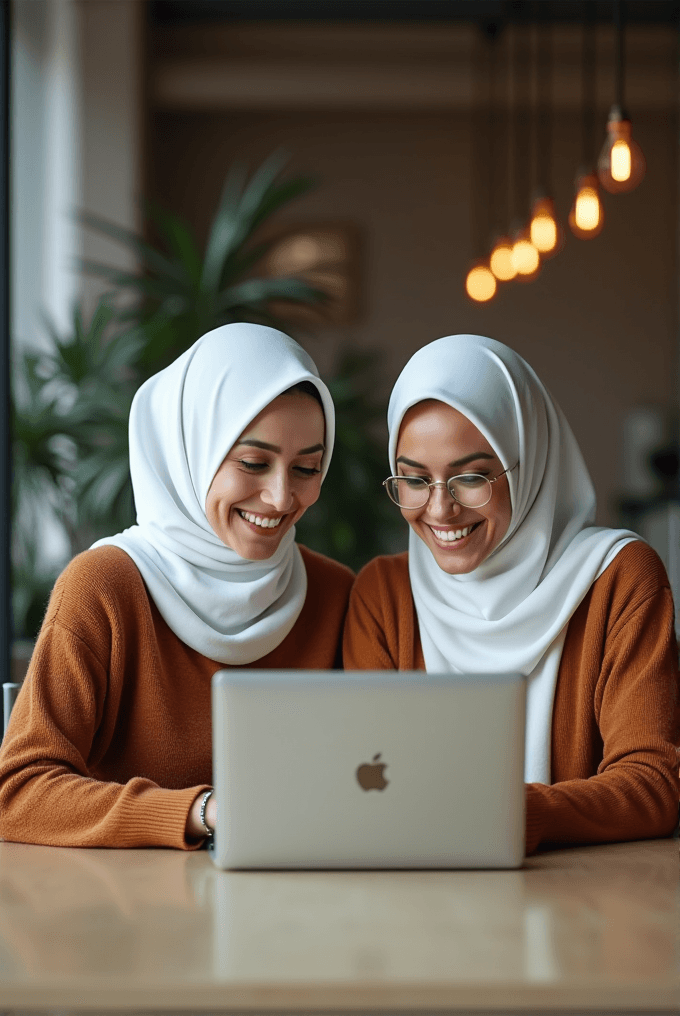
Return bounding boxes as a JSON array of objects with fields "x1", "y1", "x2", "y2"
[{"x1": 198, "y1": 789, "x2": 214, "y2": 838}]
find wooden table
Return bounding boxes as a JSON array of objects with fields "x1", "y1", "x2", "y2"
[{"x1": 0, "y1": 838, "x2": 677, "y2": 1013}]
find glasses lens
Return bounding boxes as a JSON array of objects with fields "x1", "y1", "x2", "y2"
[
  {"x1": 386, "y1": 477, "x2": 429, "y2": 508},
  {"x1": 448, "y1": 474, "x2": 492, "y2": 508}
]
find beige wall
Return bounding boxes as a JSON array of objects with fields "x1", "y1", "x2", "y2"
[
  {"x1": 148, "y1": 24, "x2": 678, "y2": 528},
  {"x1": 78, "y1": 0, "x2": 143, "y2": 314}
]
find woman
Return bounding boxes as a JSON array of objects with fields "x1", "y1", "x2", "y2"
[
  {"x1": 344, "y1": 334, "x2": 679, "y2": 855},
  {"x1": 0, "y1": 323, "x2": 353, "y2": 849}
]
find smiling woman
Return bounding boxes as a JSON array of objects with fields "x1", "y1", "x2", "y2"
[
  {"x1": 205, "y1": 386, "x2": 325, "y2": 559},
  {"x1": 0, "y1": 324, "x2": 353, "y2": 849},
  {"x1": 387, "y1": 401, "x2": 514, "y2": 574},
  {"x1": 344, "y1": 334, "x2": 680, "y2": 857}
]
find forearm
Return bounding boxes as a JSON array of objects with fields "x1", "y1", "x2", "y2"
[
  {"x1": 0, "y1": 764, "x2": 210, "y2": 849},
  {"x1": 525, "y1": 760, "x2": 680, "y2": 855}
]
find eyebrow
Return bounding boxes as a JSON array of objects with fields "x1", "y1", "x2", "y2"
[
  {"x1": 236, "y1": 439, "x2": 325, "y2": 455},
  {"x1": 396, "y1": 451, "x2": 495, "y2": 470}
]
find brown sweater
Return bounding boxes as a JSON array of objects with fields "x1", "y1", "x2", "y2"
[
  {"x1": 0, "y1": 545, "x2": 353, "y2": 850},
  {"x1": 343, "y1": 541, "x2": 680, "y2": 855}
]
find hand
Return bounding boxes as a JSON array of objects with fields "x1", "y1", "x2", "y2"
[{"x1": 186, "y1": 789, "x2": 217, "y2": 841}]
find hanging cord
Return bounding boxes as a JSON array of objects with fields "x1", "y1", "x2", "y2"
[
  {"x1": 535, "y1": 12, "x2": 553, "y2": 196},
  {"x1": 514, "y1": 23, "x2": 529, "y2": 227},
  {"x1": 614, "y1": 0, "x2": 625, "y2": 114},
  {"x1": 529, "y1": 17, "x2": 539, "y2": 198},
  {"x1": 486, "y1": 21, "x2": 501, "y2": 240},
  {"x1": 471, "y1": 21, "x2": 500, "y2": 257},
  {"x1": 471, "y1": 25, "x2": 488, "y2": 257},
  {"x1": 581, "y1": 1, "x2": 597, "y2": 170},
  {"x1": 507, "y1": 22, "x2": 518, "y2": 225}
]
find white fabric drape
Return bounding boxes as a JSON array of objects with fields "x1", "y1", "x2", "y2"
[
  {"x1": 94, "y1": 323, "x2": 335, "y2": 665},
  {"x1": 387, "y1": 335, "x2": 637, "y2": 784}
]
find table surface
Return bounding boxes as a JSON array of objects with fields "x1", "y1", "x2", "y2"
[{"x1": 0, "y1": 837, "x2": 677, "y2": 1012}]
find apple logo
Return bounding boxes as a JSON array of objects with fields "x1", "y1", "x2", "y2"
[{"x1": 356, "y1": 753, "x2": 389, "y2": 791}]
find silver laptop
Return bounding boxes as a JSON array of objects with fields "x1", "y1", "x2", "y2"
[{"x1": 210, "y1": 670, "x2": 526, "y2": 870}]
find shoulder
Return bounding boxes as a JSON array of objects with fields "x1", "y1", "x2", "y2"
[
  {"x1": 343, "y1": 553, "x2": 417, "y2": 670},
  {"x1": 351, "y1": 552, "x2": 411, "y2": 616},
  {"x1": 44, "y1": 546, "x2": 148, "y2": 633},
  {"x1": 590, "y1": 539, "x2": 670, "y2": 614},
  {"x1": 354, "y1": 551, "x2": 410, "y2": 594},
  {"x1": 571, "y1": 538, "x2": 674, "y2": 651}
]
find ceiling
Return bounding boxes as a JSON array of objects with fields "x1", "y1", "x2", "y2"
[{"x1": 149, "y1": 1, "x2": 680, "y2": 27}]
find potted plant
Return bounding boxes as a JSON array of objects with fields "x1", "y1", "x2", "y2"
[{"x1": 12, "y1": 153, "x2": 403, "y2": 642}]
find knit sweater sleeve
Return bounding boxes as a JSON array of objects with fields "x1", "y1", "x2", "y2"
[
  {"x1": 525, "y1": 547, "x2": 680, "y2": 855},
  {"x1": 0, "y1": 552, "x2": 209, "y2": 849}
]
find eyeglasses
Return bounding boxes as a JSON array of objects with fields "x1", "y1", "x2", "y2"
[{"x1": 383, "y1": 462, "x2": 518, "y2": 510}]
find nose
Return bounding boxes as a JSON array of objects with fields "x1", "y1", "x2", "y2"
[
  {"x1": 261, "y1": 467, "x2": 294, "y2": 512},
  {"x1": 427, "y1": 483, "x2": 463, "y2": 520}
]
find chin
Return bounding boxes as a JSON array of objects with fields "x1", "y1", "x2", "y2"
[
  {"x1": 429, "y1": 550, "x2": 479, "y2": 575},
  {"x1": 232, "y1": 537, "x2": 284, "y2": 561},
  {"x1": 418, "y1": 532, "x2": 488, "y2": 575}
]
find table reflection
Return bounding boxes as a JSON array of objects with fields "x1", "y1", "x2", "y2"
[
  {"x1": 0, "y1": 843, "x2": 211, "y2": 978},
  {"x1": 0, "y1": 838, "x2": 675, "y2": 997}
]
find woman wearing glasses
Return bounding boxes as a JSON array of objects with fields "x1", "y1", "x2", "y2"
[
  {"x1": 344, "y1": 334, "x2": 679, "y2": 855},
  {"x1": 0, "y1": 324, "x2": 353, "y2": 849}
]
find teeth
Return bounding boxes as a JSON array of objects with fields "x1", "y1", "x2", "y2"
[
  {"x1": 239, "y1": 510, "x2": 282, "y2": 529},
  {"x1": 432, "y1": 524, "x2": 474, "y2": 543}
]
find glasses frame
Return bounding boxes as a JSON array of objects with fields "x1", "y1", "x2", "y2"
[{"x1": 382, "y1": 462, "x2": 518, "y2": 510}]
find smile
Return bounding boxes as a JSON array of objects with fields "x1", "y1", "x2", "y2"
[
  {"x1": 428, "y1": 522, "x2": 480, "y2": 545},
  {"x1": 237, "y1": 509, "x2": 283, "y2": 529}
]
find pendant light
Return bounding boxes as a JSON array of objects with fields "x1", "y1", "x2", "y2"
[
  {"x1": 528, "y1": 17, "x2": 563, "y2": 258},
  {"x1": 465, "y1": 263, "x2": 497, "y2": 302},
  {"x1": 489, "y1": 21, "x2": 517, "y2": 283},
  {"x1": 569, "y1": 172, "x2": 604, "y2": 237},
  {"x1": 509, "y1": 22, "x2": 541, "y2": 282},
  {"x1": 569, "y1": 7, "x2": 605, "y2": 239},
  {"x1": 490, "y1": 238, "x2": 517, "y2": 281},
  {"x1": 597, "y1": 0, "x2": 645, "y2": 193},
  {"x1": 465, "y1": 21, "x2": 498, "y2": 302}
]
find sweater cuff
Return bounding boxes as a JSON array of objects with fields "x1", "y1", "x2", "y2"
[{"x1": 115, "y1": 783, "x2": 212, "y2": 850}]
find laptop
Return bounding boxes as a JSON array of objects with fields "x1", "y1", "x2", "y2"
[{"x1": 210, "y1": 669, "x2": 526, "y2": 870}]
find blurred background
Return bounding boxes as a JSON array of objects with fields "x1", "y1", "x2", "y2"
[{"x1": 9, "y1": 0, "x2": 680, "y2": 664}]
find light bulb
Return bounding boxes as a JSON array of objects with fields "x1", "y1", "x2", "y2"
[
  {"x1": 510, "y1": 237, "x2": 540, "y2": 276},
  {"x1": 574, "y1": 189, "x2": 599, "y2": 230},
  {"x1": 465, "y1": 263, "x2": 497, "y2": 302},
  {"x1": 597, "y1": 106, "x2": 646, "y2": 194},
  {"x1": 611, "y1": 139, "x2": 631, "y2": 181},
  {"x1": 489, "y1": 237, "x2": 517, "y2": 281},
  {"x1": 529, "y1": 196, "x2": 562, "y2": 258},
  {"x1": 531, "y1": 215, "x2": 556, "y2": 251},
  {"x1": 568, "y1": 172, "x2": 604, "y2": 239}
]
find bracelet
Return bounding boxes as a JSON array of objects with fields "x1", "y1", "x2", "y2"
[{"x1": 198, "y1": 789, "x2": 214, "y2": 837}]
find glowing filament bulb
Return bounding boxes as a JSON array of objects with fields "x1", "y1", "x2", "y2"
[
  {"x1": 530, "y1": 215, "x2": 557, "y2": 253},
  {"x1": 568, "y1": 173, "x2": 604, "y2": 239},
  {"x1": 597, "y1": 106, "x2": 645, "y2": 194},
  {"x1": 489, "y1": 239, "x2": 516, "y2": 281},
  {"x1": 510, "y1": 238, "x2": 540, "y2": 276},
  {"x1": 529, "y1": 197, "x2": 561, "y2": 259},
  {"x1": 611, "y1": 139, "x2": 631, "y2": 182},
  {"x1": 465, "y1": 264, "x2": 496, "y2": 302},
  {"x1": 574, "y1": 187, "x2": 601, "y2": 231}
]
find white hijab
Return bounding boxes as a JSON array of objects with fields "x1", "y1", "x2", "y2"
[
  {"x1": 388, "y1": 335, "x2": 638, "y2": 784},
  {"x1": 94, "y1": 323, "x2": 335, "y2": 665}
]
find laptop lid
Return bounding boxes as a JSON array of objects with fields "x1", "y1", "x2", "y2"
[{"x1": 211, "y1": 670, "x2": 526, "y2": 870}]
